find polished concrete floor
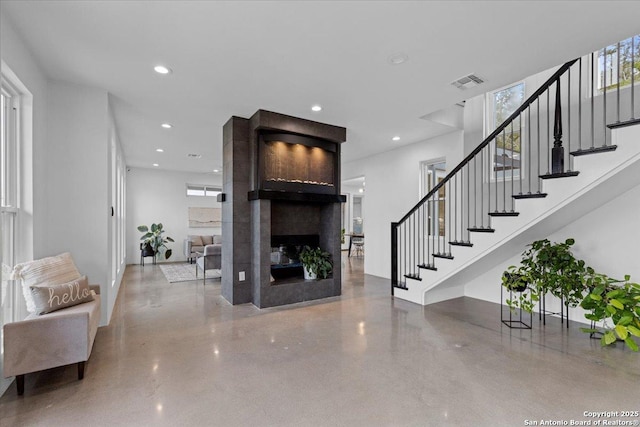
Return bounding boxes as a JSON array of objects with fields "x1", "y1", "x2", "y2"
[{"x1": 1, "y1": 254, "x2": 639, "y2": 426}]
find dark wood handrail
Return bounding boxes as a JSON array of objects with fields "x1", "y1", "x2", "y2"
[{"x1": 396, "y1": 58, "x2": 579, "y2": 225}]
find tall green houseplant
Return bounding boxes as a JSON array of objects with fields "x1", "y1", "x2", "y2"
[
  {"x1": 138, "y1": 223, "x2": 174, "y2": 260},
  {"x1": 503, "y1": 238, "x2": 587, "y2": 313}
]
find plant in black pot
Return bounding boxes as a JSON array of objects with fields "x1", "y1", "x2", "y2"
[
  {"x1": 502, "y1": 268, "x2": 536, "y2": 313},
  {"x1": 299, "y1": 246, "x2": 332, "y2": 280},
  {"x1": 138, "y1": 223, "x2": 174, "y2": 260}
]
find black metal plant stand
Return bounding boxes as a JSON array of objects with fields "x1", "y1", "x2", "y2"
[
  {"x1": 539, "y1": 292, "x2": 569, "y2": 328},
  {"x1": 501, "y1": 286, "x2": 532, "y2": 329}
]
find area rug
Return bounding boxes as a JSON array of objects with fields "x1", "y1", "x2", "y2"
[
  {"x1": 159, "y1": 263, "x2": 222, "y2": 283},
  {"x1": 159, "y1": 263, "x2": 199, "y2": 283}
]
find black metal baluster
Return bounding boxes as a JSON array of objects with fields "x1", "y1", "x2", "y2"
[
  {"x1": 528, "y1": 106, "x2": 532, "y2": 194},
  {"x1": 428, "y1": 197, "x2": 432, "y2": 267},
  {"x1": 604, "y1": 47, "x2": 608, "y2": 145},
  {"x1": 632, "y1": 36, "x2": 636, "y2": 120},
  {"x1": 616, "y1": 41, "x2": 621, "y2": 124},
  {"x1": 567, "y1": 68, "x2": 571, "y2": 171},
  {"x1": 511, "y1": 120, "x2": 515, "y2": 212},
  {"x1": 447, "y1": 180, "x2": 451, "y2": 254},
  {"x1": 501, "y1": 129, "x2": 506, "y2": 212},
  {"x1": 591, "y1": 52, "x2": 595, "y2": 149},
  {"x1": 454, "y1": 174, "x2": 458, "y2": 243},
  {"x1": 466, "y1": 163, "x2": 470, "y2": 242},
  {"x1": 546, "y1": 88, "x2": 550, "y2": 175},
  {"x1": 487, "y1": 142, "x2": 491, "y2": 220},
  {"x1": 578, "y1": 57, "x2": 582, "y2": 151},
  {"x1": 536, "y1": 98, "x2": 542, "y2": 193}
]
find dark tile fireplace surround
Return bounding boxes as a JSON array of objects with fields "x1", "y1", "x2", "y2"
[{"x1": 222, "y1": 110, "x2": 346, "y2": 308}]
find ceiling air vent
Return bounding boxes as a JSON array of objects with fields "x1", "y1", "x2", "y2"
[
  {"x1": 451, "y1": 74, "x2": 484, "y2": 90},
  {"x1": 187, "y1": 153, "x2": 202, "y2": 159}
]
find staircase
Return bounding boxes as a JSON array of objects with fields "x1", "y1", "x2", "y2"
[{"x1": 392, "y1": 36, "x2": 640, "y2": 306}]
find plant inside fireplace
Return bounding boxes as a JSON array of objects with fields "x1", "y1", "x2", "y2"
[{"x1": 299, "y1": 246, "x2": 332, "y2": 280}]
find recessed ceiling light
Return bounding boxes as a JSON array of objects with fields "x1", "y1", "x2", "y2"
[
  {"x1": 153, "y1": 163, "x2": 159, "y2": 167},
  {"x1": 213, "y1": 169, "x2": 220, "y2": 173},
  {"x1": 156, "y1": 148, "x2": 164, "y2": 153},
  {"x1": 392, "y1": 136, "x2": 400, "y2": 141},
  {"x1": 359, "y1": 188, "x2": 364, "y2": 193},
  {"x1": 161, "y1": 123, "x2": 172, "y2": 129},
  {"x1": 311, "y1": 105, "x2": 322, "y2": 112},
  {"x1": 154, "y1": 65, "x2": 171, "y2": 74},
  {"x1": 388, "y1": 53, "x2": 409, "y2": 65}
]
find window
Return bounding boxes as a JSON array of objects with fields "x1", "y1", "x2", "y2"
[
  {"x1": 1, "y1": 82, "x2": 18, "y2": 278},
  {"x1": 487, "y1": 82, "x2": 525, "y2": 180},
  {"x1": 596, "y1": 34, "x2": 640, "y2": 91},
  {"x1": 1, "y1": 74, "x2": 21, "y2": 392},
  {"x1": 420, "y1": 160, "x2": 446, "y2": 237},
  {"x1": 186, "y1": 184, "x2": 221, "y2": 197}
]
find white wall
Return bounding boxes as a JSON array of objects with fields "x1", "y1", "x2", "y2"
[
  {"x1": 2, "y1": 12, "x2": 125, "y2": 372},
  {"x1": 0, "y1": 11, "x2": 47, "y2": 266},
  {"x1": 465, "y1": 181, "x2": 640, "y2": 325},
  {"x1": 342, "y1": 130, "x2": 463, "y2": 279},
  {"x1": 126, "y1": 168, "x2": 222, "y2": 264}
]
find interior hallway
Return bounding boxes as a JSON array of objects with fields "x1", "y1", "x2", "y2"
[{"x1": 1, "y1": 254, "x2": 638, "y2": 426}]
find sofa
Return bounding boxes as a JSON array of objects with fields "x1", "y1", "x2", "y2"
[
  {"x1": 4, "y1": 252, "x2": 101, "y2": 395},
  {"x1": 184, "y1": 234, "x2": 222, "y2": 263}
]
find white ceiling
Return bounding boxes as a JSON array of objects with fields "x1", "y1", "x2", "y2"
[{"x1": 3, "y1": 1, "x2": 640, "y2": 173}]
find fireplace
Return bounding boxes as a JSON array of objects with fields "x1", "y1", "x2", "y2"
[{"x1": 222, "y1": 110, "x2": 346, "y2": 308}]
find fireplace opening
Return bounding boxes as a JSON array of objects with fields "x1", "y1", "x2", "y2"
[{"x1": 270, "y1": 234, "x2": 319, "y2": 281}]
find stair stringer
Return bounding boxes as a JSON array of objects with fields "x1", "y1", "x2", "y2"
[{"x1": 394, "y1": 125, "x2": 640, "y2": 306}]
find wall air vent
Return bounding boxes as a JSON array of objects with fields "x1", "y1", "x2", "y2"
[{"x1": 451, "y1": 74, "x2": 484, "y2": 90}]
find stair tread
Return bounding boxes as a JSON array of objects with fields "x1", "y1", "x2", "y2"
[
  {"x1": 513, "y1": 192, "x2": 547, "y2": 199},
  {"x1": 488, "y1": 211, "x2": 519, "y2": 217},
  {"x1": 417, "y1": 263, "x2": 437, "y2": 271},
  {"x1": 433, "y1": 253, "x2": 454, "y2": 260},
  {"x1": 468, "y1": 227, "x2": 495, "y2": 233},
  {"x1": 607, "y1": 118, "x2": 640, "y2": 129},
  {"x1": 403, "y1": 273, "x2": 422, "y2": 281},
  {"x1": 449, "y1": 241, "x2": 473, "y2": 247},
  {"x1": 539, "y1": 171, "x2": 580, "y2": 179},
  {"x1": 570, "y1": 145, "x2": 617, "y2": 156}
]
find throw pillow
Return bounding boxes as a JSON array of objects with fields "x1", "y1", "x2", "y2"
[
  {"x1": 190, "y1": 235, "x2": 203, "y2": 246},
  {"x1": 11, "y1": 252, "x2": 82, "y2": 314},
  {"x1": 30, "y1": 276, "x2": 94, "y2": 315},
  {"x1": 201, "y1": 235, "x2": 213, "y2": 245},
  {"x1": 213, "y1": 235, "x2": 222, "y2": 245}
]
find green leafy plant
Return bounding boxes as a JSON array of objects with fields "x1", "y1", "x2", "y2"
[
  {"x1": 503, "y1": 238, "x2": 587, "y2": 313},
  {"x1": 299, "y1": 246, "x2": 332, "y2": 279},
  {"x1": 138, "y1": 223, "x2": 175, "y2": 260},
  {"x1": 503, "y1": 238, "x2": 640, "y2": 351},
  {"x1": 502, "y1": 271, "x2": 536, "y2": 313},
  {"x1": 580, "y1": 272, "x2": 640, "y2": 352},
  {"x1": 341, "y1": 228, "x2": 345, "y2": 245}
]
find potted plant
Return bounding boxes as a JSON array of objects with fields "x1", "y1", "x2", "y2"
[
  {"x1": 299, "y1": 246, "x2": 332, "y2": 280},
  {"x1": 502, "y1": 238, "x2": 587, "y2": 313},
  {"x1": 138, "y1": 223, "x2": 175, "y2": 260},
  {"x1": 580, "y1": 271, "x2": 640, "y2": 351}
]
